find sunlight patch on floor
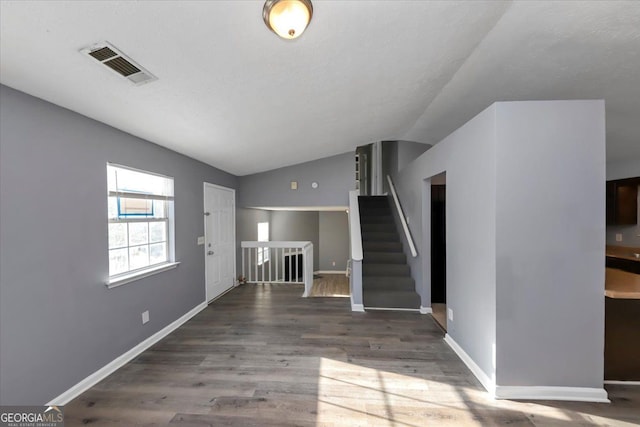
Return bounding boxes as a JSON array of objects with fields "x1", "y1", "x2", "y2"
[{"x1": 314, "y1": 358, "x2": 621, "y2": 426}]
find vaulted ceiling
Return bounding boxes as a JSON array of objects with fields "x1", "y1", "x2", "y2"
[{"x1": 1, "y1": 1, "x2": 639, "y2": 175}]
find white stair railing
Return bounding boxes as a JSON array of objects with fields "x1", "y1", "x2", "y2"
[
  {"x1": 241, "y1": 241, "x2": 314, "y2": 297},
  {"x1": 386, "y1": 175, "x2": 418, "y2": 257}
]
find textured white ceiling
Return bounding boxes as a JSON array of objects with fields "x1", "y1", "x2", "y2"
[{"x1": 1, "y1": 1, "x2": 638, "y2": 175}]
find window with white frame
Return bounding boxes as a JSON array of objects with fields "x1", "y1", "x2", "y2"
[
  {"x1": 107, "y1": 164, "x2": 175, "y2": 280},
  {"x1": 257, "y1": 222, "x2": 269, "y2": 265}
]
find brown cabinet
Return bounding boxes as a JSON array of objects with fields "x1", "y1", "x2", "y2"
[
  {"x1": 605, "y1": 297, "x2": 640, "y2": 380},
  {"x1": 606, "y1": 178, "x2": 639, "y2": 225}
]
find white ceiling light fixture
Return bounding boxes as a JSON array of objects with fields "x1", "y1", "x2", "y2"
[{"x1": 263, "y1": 0, "x2": 313, "y2": 40}]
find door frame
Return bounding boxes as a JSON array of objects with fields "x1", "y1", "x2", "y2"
[{"x1": 203, "y1": 182, "x2": 236, "y2": 303}]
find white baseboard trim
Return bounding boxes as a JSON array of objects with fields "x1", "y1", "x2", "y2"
[
  {"x1": 46, "y1": 301, "x2": 208, "y2": 406},
  {"x1": 444, "y1": 334, "x2": 495, "y2": 395},
  {"x1": 314, "y1": 270, "x2": 347, "y2": 274},
  {"x1": 351, "y1": 303, "x2": 365, "y2": 312},
  {"x1": 605, "y1": 380, "x2": 640, "y2": 386},
  {"x1": 495, "y1": 386, "x2": 610, "y2": 403},
  {"x1": 419, "y1": 306, "x2": 432, "y2": 314},
  {"x1": 444, "y1": 334, "x2": 609, "y2": 403},
  {"x1": 350, "y1": 295, "x2": 365, "y2": 312}
]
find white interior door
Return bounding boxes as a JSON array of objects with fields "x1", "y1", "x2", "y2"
[{"x1": 204, "y1": 183, "x2": 235, "y2": 303}]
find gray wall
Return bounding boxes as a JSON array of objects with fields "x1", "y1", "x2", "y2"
[
  {"x1": 605, "y1": 158, "x2": 640, "y2": 247},
  {"x1": 382, "y1": 141, "x2": 399, "y2": 189},
  {"x1": 395, "y1": 105, "x2": 498, "y2": 383},
  {"x1": 381, "y1": 141, "x2": 431, "y2": 193},
  {"x1": 394, "y1": 100, "x2": 605, "y2": 392},
  {"x1": 238, "y1": 152, "x2": 354, "y2": 208},
  {"x1": 397, "y1": 140, "x2": 431, "y2": 173},
  {"x1": 271, "y1": 211, "x2": 320, "y2": 269},
  {"x1": 494, "y1": 101, "x2": 605, "y2": 388},
  {"x1": 0, "y1": 85, "x2": 237, "y2": 405},
  {"x1": 318, "y1": 212, "x2": 350, "y2": 271},
  {"x1": 607, "y1": 158, "x2": 640, "y2": 181}
]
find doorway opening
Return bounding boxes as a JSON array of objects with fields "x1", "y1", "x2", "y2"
[{"x1": 430, "y1": 172, "x2": 447, "y2": 330}]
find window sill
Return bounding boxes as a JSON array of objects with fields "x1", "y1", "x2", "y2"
[{"x1": 106, "y1": 262, "x2": 180, "y2": 289}]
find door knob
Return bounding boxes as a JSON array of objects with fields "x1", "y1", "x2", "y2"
[{"x1": 208, "y1": 250, "x2": 214, "y2": 255}]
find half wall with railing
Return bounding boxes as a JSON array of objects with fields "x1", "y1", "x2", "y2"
[{"x1": 240, "y1": 241, "x2": 314, "y2": 297}]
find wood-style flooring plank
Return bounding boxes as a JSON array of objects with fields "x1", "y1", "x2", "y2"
[{"x1": 65, "y1": 283, "x2": 640, "y2": 426}]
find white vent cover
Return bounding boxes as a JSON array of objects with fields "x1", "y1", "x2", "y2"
[{"x1": 80, "y1": 42, "x2": 157, "y2": 85}]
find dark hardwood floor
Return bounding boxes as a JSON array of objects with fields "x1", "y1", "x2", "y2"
[{"x1": 66, "y1": 284, "x2": 640, "y2": 426}]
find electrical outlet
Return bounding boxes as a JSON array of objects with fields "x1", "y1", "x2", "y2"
[
  {"x1": 332, "y1": 261, "x2": 336, "y2": 266},
  {"x1": 197, "y1": 236, "x2": 205, "y2": 245},
  {"x1": 142, "y1": 310, "x2": 149, "y2": 324},
  {"x1": 290, "y1": 181, "x2": 298, "y2": 190},
  {"x1": 447, "y1": 308, "x2": 454, "y2": 321},
  {"x1": 616, "y1": 233, "x2": 623, "y2": 242}
]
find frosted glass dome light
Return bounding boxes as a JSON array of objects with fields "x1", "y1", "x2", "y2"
[{"x1": 263, "y1": 0, "x2": 313, "y2": 40}]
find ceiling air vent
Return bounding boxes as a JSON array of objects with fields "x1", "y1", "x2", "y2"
[{"x1": 80, "y1": 42, "x2": 157, "y2": 86}]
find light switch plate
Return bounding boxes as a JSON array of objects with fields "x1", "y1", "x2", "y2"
[
  {"x1": 290, "y1": 181, "x2": 298, "y2": 190},
  {"x1": 447, "y1": 308, "x2": 454, "y2": 321},
  {"x1": 142, "y1": 310, "x2": 150, "y2": 324},
  {"x1": 616, "y1": 233, "x2": 623, "y2": 242},
  {"x1": 197, "y1": 236, "x2": 205, "y2": 245}
]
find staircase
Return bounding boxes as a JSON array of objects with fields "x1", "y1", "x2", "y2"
[{"x1": 359, "y1": 196, "x2": 421, "y2": 309}]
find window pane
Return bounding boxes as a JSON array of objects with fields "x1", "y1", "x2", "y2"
[
  {"x1": 108, "y1": 196, "x2": 118, "y2": 219},
  {"x1": 152, "y1": 200, "x2": 167, "y2": 219},
  {"x1": 109, "y1": 248, "x2": 128, "y2": 275},
  {"x1": 129, "y1": 222, "x2": 149, "y2": 246},
  {"x1": 149, "y1": 221, "x2": 166, "y2": 243},
  {"x1": 119, "y1": 197, "x2": 153, "y2": 217},
  {"x1": 258, "y1": 222, "x2": 269, "y2": 241},
  {"x1": 108, "y1": 223, "x2": 128, "y2": 249},
  {"x1": 149, "y1": 242, "x2": 167, "y2": 265},
  {"x1": 108, "y1": 165, "x2": 173, "y2": 197},
  {"x1": 107, "y1": 164, "x2": 175, "y2": 278},
  {"x1": 129, "y1": 245, "x2": 149, "y2": 270}
]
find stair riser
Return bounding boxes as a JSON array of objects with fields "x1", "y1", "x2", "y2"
[
  {"x1": 360, "y1": 217, "x2": 394, "y2": 225},
  {"x1": 363, "y1": 277, "x2": 415, "y2": 289},
  {"x1": 363, "y1": 253, "x2": 407, "y2": 264},
  {"x1": 360, "y1": 209, "x2": 392, "y2": 217},
  {"x1": 363, "y1": 283, "x2": 415, "y2": 292},
  {"x1": 359, "y1": 198, "x2": 391, "y2": 207},
  {"x1": 363, "y1": 264, "x2": 411, "y2": 276},
  {"x1": 363, "y1": 242, "x2": 403, "y2": 252},
  {"x1": 362, "y1": 232, "x2": 399, "y2": 242},
  {"x1": 364, "y1": 291, "x2": 421, "y2": 309},
  {"x1": 361, "y1": 224, "x2": 397, "y2": 232}
]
